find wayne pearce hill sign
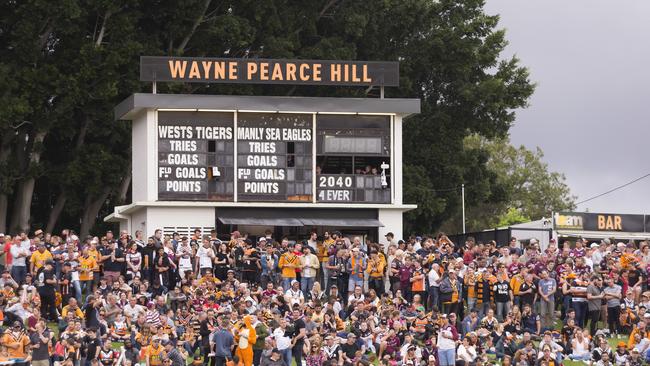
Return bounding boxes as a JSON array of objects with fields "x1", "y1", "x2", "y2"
[{"x1": 140, "y1": 56, "x2": 399, "y2": 86}]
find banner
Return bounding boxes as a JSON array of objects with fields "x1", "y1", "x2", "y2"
[
  {"x1": 554, "y1": 211, "x2": 646, "y2": 232},
  {"x1": 140, "y1": 57, "x2": 399, "y2": 86}
]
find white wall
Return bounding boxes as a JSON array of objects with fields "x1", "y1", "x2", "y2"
[
  {"x1": 378, "y1": 208, "x2": 405, "y2": 245},
  {"x1": 146, "y1": 206, "x2": 215, "y2": 237},
  {"x1": 393, "y1": 115, "x2": 403, "y2": 205},
  {"x1": 131, "y1": 109, "x2": 158, "y2": 202}
]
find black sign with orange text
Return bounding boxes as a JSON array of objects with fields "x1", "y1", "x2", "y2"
[
  {"x1": 554, "y1": 211, "x2": 646, "y2": 232},
  {"x1": 140, "y1": 57, "x2": 399, "y2": 86}
]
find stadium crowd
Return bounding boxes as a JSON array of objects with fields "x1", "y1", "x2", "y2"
[{"x1": 0, "y1": 228, "x2": 649, "y2": 366}]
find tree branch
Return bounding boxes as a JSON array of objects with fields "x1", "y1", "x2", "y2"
[
  {"x1": 318, "y1": 0, "x2": 340, "y2": 19},
  {"x1": 176, "y1": 0, "x2": 212, "y2": 55},
  {"x1": 95, "y1": 10, "x2": 113, "y2": 47}
]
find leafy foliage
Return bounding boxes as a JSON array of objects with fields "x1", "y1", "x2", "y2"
[
  {"x1": 460, "y1": 134, "x2": 576, "y2": 231},
  {"x1": 0, "y1": 0, "x2": 541, "y2": 236}
]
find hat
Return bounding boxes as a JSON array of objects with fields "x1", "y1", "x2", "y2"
[
  {"x1": 258, "y1": 237, "x2": 267, "y2": 243},
  {"x1": 644, "y1": 313, "x2": 650, "y2": 319},
  {"x1": 0, "y1": 233, "x2": 4, "y2": 237},
  {"x1": 70, "y1": 235, "x2": 79, "y2": 241},
  {"x1": 227, "y1": 269, "x2": 235, "y2": 274},
  {"x1": 590, "y1": 243, "x2": 599, "y2": 249},
  {"x1": 530, "y1": 238, "x2": 538, "y2": 244},
  {"x1": 330, "y1": 284, "x2": 337, "y2": 288},
  {"x1": 384, "y1": 232, "x2": 394, "y2": 238},
  {"x1": 408, "y1": 345, "x2": 416, "y2": 351},
  {"x1": 34, "y1": 229, "x2": 43, "y2": 236},
  {"x1": 601, "y1": 238, "x2": 611, "y2": 245},
  {"x1": 325, "y1": 335, "x2": 333, "y2": 340},
  {"x1": 231, "y1": 231, "x2": 241, "y2": 238},
  {"x1": 291, "y1": 280, "x2": 299, "y2": 286},
  {"x1": 161, "y1": 340, "x2": 171, "y2": 346},
  {"x1": 271, "y1": 348, "x2": 281, "y2": 354},
  {"x1": 618, "y1": 341, "x2": 626, "y2": 348}
]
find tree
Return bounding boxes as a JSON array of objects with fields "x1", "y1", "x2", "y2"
[
  {"x1": 497, "y1": 208, "x2": 530, "y2": 227},
  {"x1": 0, "y1": 0, "x2": 538, "y2": 237},
  {"x1": 460, "y1": 134, "x2": 576, "y2": 231},
  {"x1": 399, "y1": 0, "x2": 536, "y2": 234}
]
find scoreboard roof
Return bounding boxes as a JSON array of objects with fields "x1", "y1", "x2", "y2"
[{"x1": 115, "y1": 93, "x2": 421, "y2": 120}]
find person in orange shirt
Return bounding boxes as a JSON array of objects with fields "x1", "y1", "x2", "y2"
[
  {"x1": 1, "y1": 321, "x2": 30, "y2": 361},
  {"x1": 78, "y1": 247, "x2": 97, "y2": 297},
  {"x1": 410, "y1": 260, "x2": 426, "y2": 305}
]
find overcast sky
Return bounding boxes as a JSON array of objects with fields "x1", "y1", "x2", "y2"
[{"x1": 483, "y1": 0, "x2": 650, "y2": 215}]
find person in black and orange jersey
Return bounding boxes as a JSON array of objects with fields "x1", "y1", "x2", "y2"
[{"x1": 367, "y1": 249, "x2": 386, "y2": 297}]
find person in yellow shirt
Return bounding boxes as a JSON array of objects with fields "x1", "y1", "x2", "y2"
[
  {"x1": 145, "y1": 337, "x2": 165, "y2": 366},
  {"x1": 318, "y1": 232, "x2": 335, "y2": 288},
  {"x1": 30, "y1": 243, "x2": 53, "y2": 275},
  {"x1": 78, "y1": 247, "x2": 97, "y2": 296},
  {"x1": 61, "y1": 298, "x2": 85, "y2": 320},
  {"x1": 87, "y1": 241, "x2": 101, "y2": 289},
  {"x1": 278, "y1": 247, "x2": 299, "y2": 290},
  {"x1": 367, "y1": 249, "x2": 386, "y2": 296}
]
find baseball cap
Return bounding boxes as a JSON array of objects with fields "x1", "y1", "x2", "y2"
[{"x1": 384, "y1": 232, "x2": 394, "y2": 237}]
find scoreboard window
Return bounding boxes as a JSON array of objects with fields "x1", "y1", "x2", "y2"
[
  {"x1": 157, "y1": 111, "x2": 234, "y2": 201},
  {"x1": 236, "y1": 113, "x2": 313, "y2": 202},
  {"x1": 316, "y1": 115, "x2": 391, "y2": 203}
]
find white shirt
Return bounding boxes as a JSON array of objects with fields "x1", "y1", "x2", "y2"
[
  {"x1": 428, "y1": 268, "x2": 440, "y2": 288},
  {"x1": 457, "y1": 344, "x2": 477, "y2": 362},
  {"x1": 123, "y1": 303, "x2": 145, "y2": 320},
  {"x1": 10, "y1": 242, "x2": 30, "y2": 267},
  {"x1": 273, "y1": 328, "x2": 292, "y2": 350},
  {"x1": 176, "y1": 245, "x2": 193, "y2": 268},
  {"x1": 285, "y1": 288, "x2": 304, "y2": 306},
  {"x1": 196, "y1": 246, "x2": 214, "y2": 268},
  {"x1": 437, "y1": 325, "x2": 456, "y2": 350}
]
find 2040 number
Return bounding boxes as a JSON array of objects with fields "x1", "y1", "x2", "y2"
[{"x1": 318, "y1": 176, "x2": 353, "y2": 188}]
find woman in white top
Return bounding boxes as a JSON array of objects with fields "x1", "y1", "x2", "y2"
[
  {"x1": 457, "y1": 337, "x2": 477, "y2": 364},
  {"x1": 570, "y1": 330, "x2": 591, "y2": 361}
]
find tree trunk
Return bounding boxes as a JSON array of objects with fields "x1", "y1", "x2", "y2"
[
  {"x1": 79, "y1": 186, "x2": 111, "y2": 238},
  {"x1": 0, "y1": 132, "x2": 14, "y2": 233},
  {"x1": 116, "y1": 162, "x2": 131, "y2": 204},
  {"x1": 45, "y1": 192, "x2": 67, "y2": 234},
  {"x1": 0, "y1": 194, "x2": 7, "y2": 234},
  {"x1": 9, "y1": 130, "x2": 47, "y2": 234}
]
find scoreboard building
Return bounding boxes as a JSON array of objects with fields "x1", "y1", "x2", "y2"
[{"x1": 105, "y1": 57, "x2": 420, "y2": 242}]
